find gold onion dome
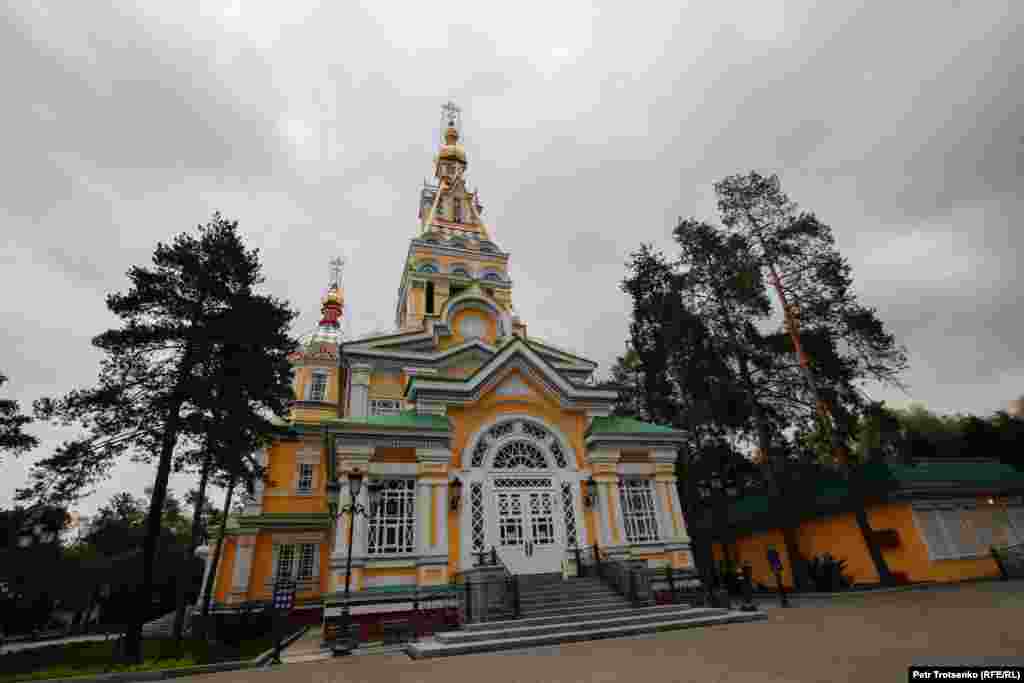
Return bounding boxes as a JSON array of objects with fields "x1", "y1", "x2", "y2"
[
  {"x1": 323, "y1": 285, "x2": 343, "y2": 304},
  {"x1": 437, "y1": 125, "x2": 466, "y2": 163}
]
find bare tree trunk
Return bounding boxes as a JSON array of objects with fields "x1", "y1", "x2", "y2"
[
  {"x1": 171, "y1": 452, "x2": 214, "y2": 644},
  {"x1": 124, "y1": 397, "x2": 185, "y2": 663},
  {"x1": 198, "y1": 474, "x2": 237, "y2": 626}
]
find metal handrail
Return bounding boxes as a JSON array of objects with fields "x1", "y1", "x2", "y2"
[{"x1": 492, "y1": 547, "x2": 521, "y2": 619}]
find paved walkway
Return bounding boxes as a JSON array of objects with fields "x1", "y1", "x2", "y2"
[
  {"x1": 0, "y1": 633, "x2": 120, "y2": 654},
  {"x1": 180, "y1": 581, "x2": 1023, "y2": 683}
]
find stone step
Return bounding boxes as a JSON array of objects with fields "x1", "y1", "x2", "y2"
[
  {"x1": 518, "y1": 589, "x2": 622, "y2": 605},
  {"x1": 520, "y1": 600, "x2": 633, "y2": 619},
  {"x1": 437, "y1": 607, "x2": 728, "y2": 645},
  {"x1": 520, "y1": 595, "x2": 630, "y2": 612},
  {"x1": 458, "y1": 603, "x2": 703, "y2": 634},
  {"x1": 520, "y1": 593, "x2": 630, "y2": 618},
  {"x1": 521, "y1": 585, "x2": 613, "y2": 594},
  {"x1": 407, "y1": 610, "x2": 768, "y2": 659}
]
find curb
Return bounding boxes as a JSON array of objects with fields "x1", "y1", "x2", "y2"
[{"x1": 21, "y1": 626, "x2": 310, "y2": 683}]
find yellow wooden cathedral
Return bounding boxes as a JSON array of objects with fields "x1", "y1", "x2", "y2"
[{"x1": 204, "y1": 103, "x2": 693, "y2": 634}]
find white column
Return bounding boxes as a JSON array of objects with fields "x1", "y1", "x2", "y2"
[
  {"x1": 595, "y1": 481, "x2": 613, "y2": 547},
  {"x1": 229, "y1": 534, "x2": 257, "y2": 603},
  {"x1": 608, "y1": 479, "x2": 628, "y2": 548},
  {"x1": 332, "y1": 447, "x2": 373, "y2": 562},
  {"x1": 653, "y1": 450, "x2": 685, "y2": 543},
  {"x1": 416, "y1": 480, "x2": 433, "y2": 556},
  {"x1": 654, "y1": 480, "x2": 675, "y2": 542},
  {"x1": 195, "y1": 545, "x2": 213, "y2": 608},
  {"x1": 244, "y1": 449, "x2": 267, "y2": 515},
  {"x1": 433, "y1": 479, "x2": 449, "y2": 554},
  {"x1": 669, "y1": 482, "x2": 689, "y2": 543}
]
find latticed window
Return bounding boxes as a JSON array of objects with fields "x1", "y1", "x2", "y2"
[
  {"x1": 470, "y1": 483, "x2": 485, "y2": 553},
  {"x1": 914, "y1": 504, "x2": 1024, "y2": 560},
  {"x1": 492, "y1": 441, "x2": 547, "y2": 469},
  {"x1": 276, "y1": 544, "x2": 295, "y2": 580},
  {"x1": 275, "y1": 543, "x2": 317, "y2": 582},
  {"x1": 618, "y1": 479, "x2": 659, "y2": 544},
  {"x1": 297, "y1": 544, "x2": 316, "y2": 580},
  {"x1": 296, "y1": 463, "x2": 314, "y2": 493},
  {"x1": 488, "y1": 421, "x2": 516, "y2": 441},
  {"x1": 561, "y1": 482, "x2": 579, "y2": 547},
  {"x1": 370, "y1": 399, "x2": 402, "y2": 416},
  {"x1": 308, "y1": 372, "x2": 327, "y2": 402},
  {"x1": 367, "y1": 479, "x2": 416, "y2": 555}
]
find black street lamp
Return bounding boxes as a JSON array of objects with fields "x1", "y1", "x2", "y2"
[{"x1": 325, "y1": 468, "x2": 383, "y2": 654}]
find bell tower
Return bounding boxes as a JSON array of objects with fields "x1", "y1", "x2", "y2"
[{"x1": 396, "y1": 103, "x2": 526, "y2": 337}]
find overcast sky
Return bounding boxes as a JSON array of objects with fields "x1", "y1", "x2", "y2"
[{"x1": 2, "y1": 0, "x2": 1021, "y2": 515}]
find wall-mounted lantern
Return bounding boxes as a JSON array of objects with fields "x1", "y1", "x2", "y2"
[
  {"x1": 449, "y1": 477, "x2": 463, "y2": 512},
  {"x1": 582, "y1": 476, "x2": 597, "y2": 508}
]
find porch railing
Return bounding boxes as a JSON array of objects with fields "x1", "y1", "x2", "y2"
[
  {"x1": 991, "y1": 543, "x2": 1024, "y2": 580},
  {"x1": 589, "y1": 546, "x2": 654, "y2": 607},
  {"x1": 454, "y1": 546, "x2": 521, "y2": 624}
]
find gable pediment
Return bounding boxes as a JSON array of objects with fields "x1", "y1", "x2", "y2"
[
  {"x1": 491, "y1": 373, "x2": 539, "y2": 398},
  {"x1": 406, "y1": 338, "x2": 616, "y2": 410}
]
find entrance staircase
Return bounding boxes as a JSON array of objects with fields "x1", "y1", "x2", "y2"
[{"x1": 408, "y1": 574, "x2": 766, "y2": 658}]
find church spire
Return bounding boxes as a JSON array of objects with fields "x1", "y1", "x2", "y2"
[
  {"x1": 419, "y1": 102, "x2": 490, "y2": 240},
  {"x1": 313, "y1": 257, "x2": 344, "y2": 341}
]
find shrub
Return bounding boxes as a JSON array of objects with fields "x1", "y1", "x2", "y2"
[{"x1": 805, "y1": 553, "x2": 852, "y2": 592}]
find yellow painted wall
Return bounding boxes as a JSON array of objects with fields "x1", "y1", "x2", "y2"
[
  {"x1": 715, "y1": 528, "x2": 797, "y2": 589},
  {"x1": 797, "y1": 512, "x2": 880, "y2": 584},
  {"x1": 247, "y1": 534, "x2": 275, "y2": 600},
  {"x1": 213, "y1": 537, "x2": 238, "y2": 603},
  {"x1": 447, "y1": 499, "x2": 460, "y2": 580},
  {"x1": 447, "y1": 369, "x2": 586, "y2": 470},
  {"x1": 868, "y1": 502, "x2": 1003, "y2": 583},
  {"x1": 717, "y1": 498, "x2": 1005, "y2": 589},
  {"x1": 369, "y1": 370, "x2": 405, "y2": 398},
  {"x1": 410, "y1": 250, "x2": 506, "y2": 275},
  {"x1": 261, "y1": 440, "x2": 329, "y2": 514}
]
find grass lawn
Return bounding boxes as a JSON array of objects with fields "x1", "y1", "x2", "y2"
[{"x1": 0, "y1": 637, "x2": 276, "y2": 683}]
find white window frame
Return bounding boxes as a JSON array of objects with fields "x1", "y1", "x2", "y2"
[
  {"x1": 296, "y1": 463, "x2": 314, "y2": 494},
  {"x1": 308, "y1": 372, "x2": 327, "y2": 402},
  {"x1": 370, "y1": 398, "x2": 402, "y2": 416},
  {"x1": 297, "y1": 543, "x2": 316, "y2": 580},
  {"x1": 273, "y1": 542, "x2": 319, "y2": 585},
  {"x1": 618, "y1": 478, "x2": 659, "y2": 544},
  {"x1": 367, "y1": 479, "x2": 416, "y2": 556}
]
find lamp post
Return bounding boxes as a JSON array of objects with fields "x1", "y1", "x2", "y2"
[{"x1": 325, "y1": 469, "x2": 383, "y2": 655}]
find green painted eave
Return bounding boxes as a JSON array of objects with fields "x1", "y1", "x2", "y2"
[
  {"x1": 330, "y1": 410, "x2": 451, "y2": 431},
  {"x1": 711, "y1": 461, "x2": 1024, "y2": 535},
  {"x1": 235, "y1": 512, "x2": 332, "y2": 530},
  {"x1": 586, "y1": 415, "x2": 681, "y2": 436}
]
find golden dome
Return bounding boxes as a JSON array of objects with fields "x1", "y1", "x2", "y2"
[
  {"x1": 437, "y1": 125, "x2": 466, "y2": 163},
  {"x1": 323, "y1": 285, "x2": 343, "y2": 304}
]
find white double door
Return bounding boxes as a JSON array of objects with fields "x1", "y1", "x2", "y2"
[{"x1": 487, "y1": 476, "x2": 564, "y2": 575}]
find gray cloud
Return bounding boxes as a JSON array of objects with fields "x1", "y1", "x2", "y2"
[{"x1": 2, "y1": 0, "x2": 1021, "y2": 514}]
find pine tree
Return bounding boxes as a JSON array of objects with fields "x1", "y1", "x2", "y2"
[
  {"x1": 0, "y1": 372, "x2": 39, "y2": 460},
  {"x1": 19, "y1": 214, "x2": 297, "y2": 661}
]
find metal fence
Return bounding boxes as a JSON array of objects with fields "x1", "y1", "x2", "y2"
[{"x1": 991, "y1": 543, "x2": 1024, "y2": 580}]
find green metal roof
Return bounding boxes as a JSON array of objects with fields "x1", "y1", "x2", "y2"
[
  {"x1": 333, "y1": 410, "x2": 450, "y2": 431},
  {"x1": 714, "y1": 461, "x2": 1024, "y2": 533},
  {"x1": 882, "y1": 461, "x2": 1024, "y2": 485},
  {"x1": 586, "y1": 415, "x2": 681, "y2": 436}
]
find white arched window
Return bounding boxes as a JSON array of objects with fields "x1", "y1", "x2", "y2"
[
  {"x1": 482, "y1": 271, "x2": 503, "y2": 283},
  {"x1": 418, "y1": 263, "x2": 439, "y2": 273},
  {"x1": 451, "y1": 266, "x2": 471, "y2": 278}
]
